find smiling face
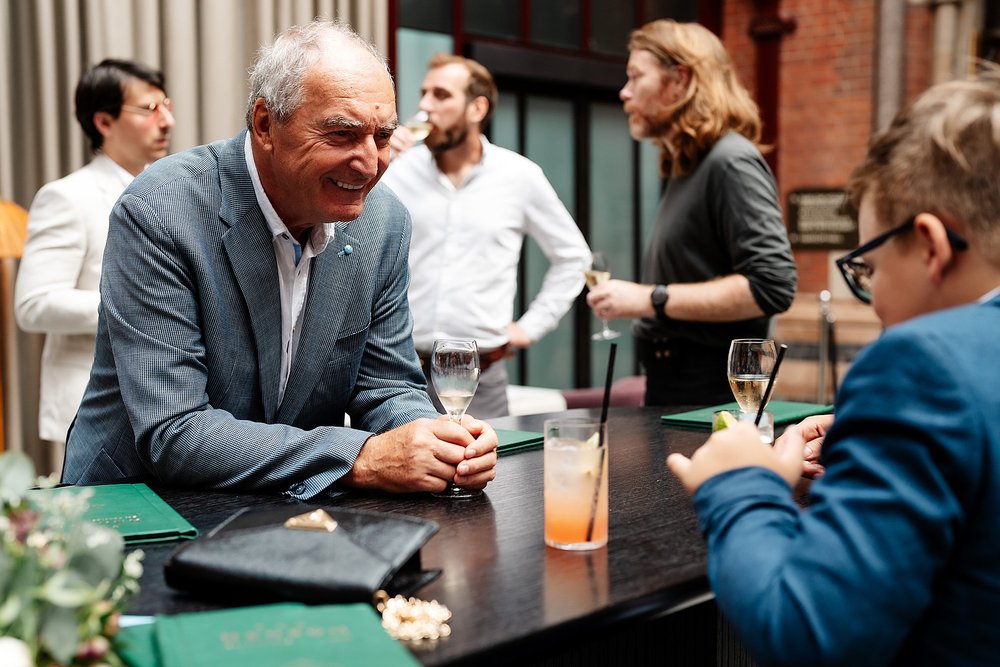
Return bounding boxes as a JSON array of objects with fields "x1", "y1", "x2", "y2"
[
  {"x1": 620, "y1": 49, "x2": 686, "y2": 141},
  {"x1": 250, "y1": 47, "x2": 396, "y2": 237}
]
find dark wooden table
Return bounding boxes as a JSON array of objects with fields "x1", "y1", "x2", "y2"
[{"x1": 126, "y1": 407, "x2": 723, "y2": 665}]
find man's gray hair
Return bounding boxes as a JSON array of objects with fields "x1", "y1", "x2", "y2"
[{"x1": 245, "y1": 19, "x2": 389, "y2": 129}]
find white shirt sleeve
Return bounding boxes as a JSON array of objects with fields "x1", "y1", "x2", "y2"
[{"x1": 515, "y1": 163, "x2": 591, "y2": 341}]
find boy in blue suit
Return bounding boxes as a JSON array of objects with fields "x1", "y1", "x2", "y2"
[{"x1": 668, "y1": 71, "x2": 1000, "y2": 665}]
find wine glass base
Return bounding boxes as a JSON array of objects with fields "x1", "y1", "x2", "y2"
[
  {"x1": 432, "y1": 484, "x2": 483, "y2": 500},
  {"x1": 592, "y1": 329, "x2": 622, "y2": 341}
]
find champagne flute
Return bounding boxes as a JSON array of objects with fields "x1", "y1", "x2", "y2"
[
  {"x1": 430, "y1": 338, "x2": 482, "y2": 499},
  {"x1": 585, "y1": 252, "x2": 621, "y2": 341},
  {"x1": 402, "y1": 110, "x2": 432, "y2": 143},
  {"x1": 727, "y1": 338, "x2": 778, "y2": 415}
]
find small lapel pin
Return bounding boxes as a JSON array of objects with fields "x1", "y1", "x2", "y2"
[{"x1": 338, "y1": 244, "x2": 353, "y2": 257}]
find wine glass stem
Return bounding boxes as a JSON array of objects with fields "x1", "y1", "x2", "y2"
[
  {"x1": 445, "y1": 413, "x2": 464, "y2": 490},
  {"x1": 602, "y1": 319, "x2": 612, "y2": 335}
]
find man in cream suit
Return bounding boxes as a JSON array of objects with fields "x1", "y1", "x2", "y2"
[
  {"x1": 62, "y1": 20, "x2": 499, "y2": 499},
  {"x1": 15, "y1": 59, "x2": 174, "y2": 466}
]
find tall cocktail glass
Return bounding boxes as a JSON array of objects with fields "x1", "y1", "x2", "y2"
[{"x1": 544, "y1": 418, "x2": 608, "y2": 550}]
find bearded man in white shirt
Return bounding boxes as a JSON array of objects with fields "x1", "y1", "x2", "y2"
[{"x1": 383, "y1": 53, "x2": 591, "y2": 418}]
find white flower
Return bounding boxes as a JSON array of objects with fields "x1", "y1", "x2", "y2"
[
  {"x1": 33, "y1": 472, "x2": 60, "y2": 489},
  {"x1": 0, "y1": 636, "x2": 35, "y2": 667},
  {"x1": 124, "y1": 549, "x2": 145, "y2": 579},
  {"x1": 85, "y1": 530, "x2": 112, "y2": 549},
  {"x1": 24, "y1": 531, "x2": 49, "y2": 549}
]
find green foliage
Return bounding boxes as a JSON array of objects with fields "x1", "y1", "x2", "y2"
[{"x1": 0, "y1": 452, "x2": 143, "y2": 666}]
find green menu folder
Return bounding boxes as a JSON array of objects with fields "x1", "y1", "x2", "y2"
[
  {"x1": 117, "y1": 622, "x2": 158, "y2": 667},
  {"x1": 660, "y1": 400, "x2": 834, "y2": 429},
  {"x1": 30, "y1": 483, "x2": 198, "y2": 544},
  {"x1": 118, "y1": 603, "x2": 420, "y2": 667},
  {"x1": 495, "y1": 428, "x2": 544, "y2": 456}
]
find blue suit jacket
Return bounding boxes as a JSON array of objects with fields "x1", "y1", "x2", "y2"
[
  {"x1": 692, "y1": 294, "x2": 1000, "y2": 666},
  {"x1": 63, "y1": 131, "x2": 438, "y2": 500}
]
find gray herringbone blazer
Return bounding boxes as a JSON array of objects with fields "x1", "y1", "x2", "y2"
[{"x1": 63, "y1": 130, "x2": 437, "y2": 499}]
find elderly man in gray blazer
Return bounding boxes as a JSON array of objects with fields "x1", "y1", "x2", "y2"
[{"x1": 63, "y1": 20, "x2": 498, "y2": 500}]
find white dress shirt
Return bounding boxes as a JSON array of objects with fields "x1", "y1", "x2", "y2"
[
  {"x1": 243, "y1": 134, "x2": 335, "y2": 403},
  {"x1": 381, "y1": 136, "x2": 590, "y2": 351}
]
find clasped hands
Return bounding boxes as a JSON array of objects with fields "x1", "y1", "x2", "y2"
[
  {"x1": 668, "y1": 414, "x2": 832, "y2": 495},
  {"x1": 346, "y1": 415, "x2": 498, "y2": 494}
]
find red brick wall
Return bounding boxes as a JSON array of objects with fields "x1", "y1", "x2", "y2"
[
  {"x1": 723, "y1": 2, "x2": 756, "y2": 94},
  {"x1": 905, "y1": 4, "x2": 934, "y2": 104},
  {"x1": 716, "y1": 0, "x2": 933, "y2": 294}
]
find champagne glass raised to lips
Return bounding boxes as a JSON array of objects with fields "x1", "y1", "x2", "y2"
[
  {"x1": 585, "y1": 252, "x2": 621, "y2": 341},
  {"x1": 430, "y1": 338, "x2": 482, "y2": 499},
  {"x1": 402, "y1": 110, "x2": 432, "y2": 143},
  {"x1": 727, "y1": 338, "x2": 778, "y2": 416}
]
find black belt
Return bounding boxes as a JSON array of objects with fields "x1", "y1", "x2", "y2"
[
  {"x1": 636, "y1": 337, "x2": 723, "y2": 362},
  {"x1": 418, "y1": 343, "x2": 511, "y2": 374}
]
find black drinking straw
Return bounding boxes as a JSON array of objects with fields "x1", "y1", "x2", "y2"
[
  {"x1": 586, "y1": 343, "x2": 617, "y2": 543},
  {"x1": 755, "y1": 343, "x2": 789, "y2": 426}
]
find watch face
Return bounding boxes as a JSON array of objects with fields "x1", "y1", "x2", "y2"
[
  {"x1": 652, "y1": 285, "x2": 668, "y2": 317},
  {"x1": 652, "y1": 285, "x2": 667, "y2": 305}
]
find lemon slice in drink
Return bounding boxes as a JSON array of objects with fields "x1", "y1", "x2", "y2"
[
  {"x1": 712, "y1": 410, "x2": 738, "y2": 432},
  {"x1": 581, "y1": 432, "x2": 603, "y2": 476}
]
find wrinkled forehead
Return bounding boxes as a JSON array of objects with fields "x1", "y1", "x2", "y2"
[
  {"x1": 294, "y1": 65, "x2": 396, "y2": 132},
  {"x1": 307, "y1": 48, "x2": 395, "y2": 102}
]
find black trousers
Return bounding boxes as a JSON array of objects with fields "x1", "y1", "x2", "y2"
[{"x1": 637, "y1": 337, "x2": 733, "y2": 407}]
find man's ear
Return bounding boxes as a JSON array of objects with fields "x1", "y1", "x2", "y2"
[
  {"x1": 467, "y1": 95, "x2": 489, "y2": 125},
  {"x1": 250, "y1": 98, "x2": 274, "y2": 150},
  {"x1": 93, "y1": 111, "x2": 115, "y2": 140},
  {"x1": 913, "y1": 213, "x2": 958, "y2": 284}
]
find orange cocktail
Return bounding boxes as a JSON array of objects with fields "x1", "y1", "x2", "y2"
[{"x1": 544, "y1": 419, "x2": 608, "y2": 550}]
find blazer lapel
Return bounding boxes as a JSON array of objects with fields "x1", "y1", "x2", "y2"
[
  {"x1": 276, "y1": 225, "x2": 360, "y2": 424},
  {"x1": 218, "y1": 133, "x2": 282, "y2": 422}
]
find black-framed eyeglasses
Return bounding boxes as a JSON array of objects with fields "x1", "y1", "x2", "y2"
[
  {"x1": 835, "y1": 216, "x2": 969, "y2": 304},
  {"x1": 121, "y1": 98, "x2": 173, "y2": 117}
]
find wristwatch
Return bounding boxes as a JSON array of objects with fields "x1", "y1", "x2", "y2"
[{"x1": 650, "y1": 284, "x2": 669, "y2": 320}]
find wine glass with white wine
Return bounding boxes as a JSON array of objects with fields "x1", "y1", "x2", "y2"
[
  {"x1": 430, "y1": 338, "x2": 482, "y2": 499},
  {"x1": 402, "y1": 110, "x2": 432, "y2": 143},
  {"x1": 727, "y1": 338, "x2": 777, "y2": 416},
  {"x1": 585, "y1": 252, "x2": 621, "y2": 341}
]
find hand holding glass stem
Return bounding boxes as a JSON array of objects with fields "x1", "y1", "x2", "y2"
[
  {"x1": 585, "y1": 252, "x2": 621, "y2": 341},
  {"x1": 430, "y1": 338, "x2": 482, "y2": 499}
]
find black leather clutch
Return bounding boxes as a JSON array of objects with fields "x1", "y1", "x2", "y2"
[{"x1": 163, "y1": 505, "x2": 440, "y2": 604}]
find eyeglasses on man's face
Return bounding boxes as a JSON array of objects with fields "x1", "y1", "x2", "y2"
[
  {"x1": 835, "y1": 216, "x2": 969, "y2": 304},
  {"x1": 120, "y1": 98, "x2": 173, "y2": 117}
]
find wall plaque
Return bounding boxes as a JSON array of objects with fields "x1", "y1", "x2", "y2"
[{"x1": 786, "y1": 189, "x2": 857, "y2": 250}]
